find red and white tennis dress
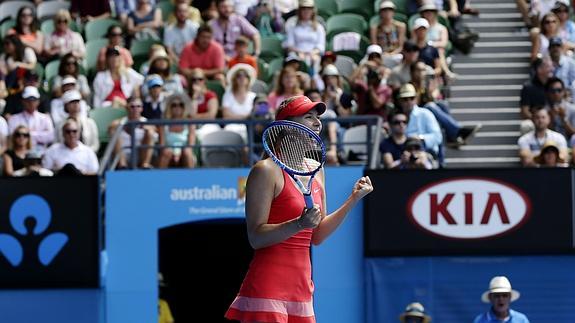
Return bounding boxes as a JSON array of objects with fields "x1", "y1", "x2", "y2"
[{"x1": 225, "y1": 170, "x2": 324, "y2": 323}]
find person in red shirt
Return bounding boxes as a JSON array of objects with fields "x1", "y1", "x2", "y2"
[
  {"x1": 179, "y1": 24, "x2": 225, "y2": 84},
  {"x1": 228, "y1": 36, "x2": 258, "y2": 74}
]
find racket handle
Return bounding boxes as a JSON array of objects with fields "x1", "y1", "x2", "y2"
[{"x1": 304, "y1": 193, "x2": 314, "y2": 209}]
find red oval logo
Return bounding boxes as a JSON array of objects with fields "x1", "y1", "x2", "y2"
[{"x1": 406, "y1": 177, "x2": 532, "y2": 240}]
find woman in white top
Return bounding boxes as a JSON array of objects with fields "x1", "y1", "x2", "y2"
[
  {"x1": 284, "y1": 0, "x2": 325, "y2": 75},
  {"x1": 221, "y1": 63, "x2": 257, "y2": 143},
  {"x1": 0, "y1": 34, "x2": 37, "y2": 84},
  {"x1": 92, "y1": 47, "x2": 144, "y2": 108}
]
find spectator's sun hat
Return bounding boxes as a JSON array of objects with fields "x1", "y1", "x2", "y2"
[
  {"x1": 284, "y1": 52, "x2": 302, "y2": 64},
  {"x1": 534, "y1": 141, "x2": 565, "y2": 164},
  {"x1": 321, "y1": 64, "x2": 340, "y2": 76},
  {"x1": 22, "y1": 86, "x2": 40, "y2": 100},
  {"x1": 413, "y1": 17, "x2": 430, "y2": 30},
  {"x1": 62, "y1": 90, "x2": 82, "y2": 104},
  {"x1": 481, "y1": 276, "x2": 520, "y2": 303},
  {"x1": 549, "y1": 36, "x2": 563, "y2": 47},
  {"x1": 418, "y1": 2, "x2": 438, "y2": 12},
  {"x1": 227, "y1": 63, "x2": 257, "y2": 88},
  {"x1": 299, "y1": 0, "x2": 315, "y2": 8},
  {"x1": 275, "y1": 95, "x2": 326, "y2": 120},
  {"x1": 367, "y1": 44, "x2": 383, "y2": 56},
  {"x1": 380, "y1": 1, "x2": 396, "y2": 10},
  {"x1": 399, "y1": 302, "x2": 431, "y2": 323},
  {"x1": 146, "y1": 74, "x2": 164, "y2": 89},
  {"x1": 552, "y1": 0, "x2": 570, "y2": 11},
  {"x1": 62, "y1": 75, "x2": 77, "y2": 86},
  {"x1": 398, "y1": 83, "x2": 417, "y2": 98}
]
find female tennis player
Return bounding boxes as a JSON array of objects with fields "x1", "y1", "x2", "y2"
[{"x1": 225, "y1": 95, "x2": 373, "y2": 323}]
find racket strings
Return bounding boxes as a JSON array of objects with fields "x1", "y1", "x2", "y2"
[{"x1": 265, "y1": 125, "x2": 323, "y2": 173}]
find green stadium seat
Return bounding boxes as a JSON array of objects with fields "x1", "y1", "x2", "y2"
[
  {"x1": 156, "y1": 1, "x2": 175, "y2": 22},
  {"x1": 338, "y1": 0, "x2": 374, "y2": 20},
  {"x1": 44, "y1": 59, "x2": 60, "y2": 89},
  {"x1": 84, "y1": 18, "x2": 121, "y2": 42},
  {"x1": 89, "y1": 107, "x2": 128, "y2": 144},
  {"x1": 327, "y1": 33, "x2": 370, "y2": 63},
  {"x1": 205, "y1": 79, "x2": 225, "y2": 105},
  {"x1": 316, "y1": 0, "x2": 339, "y2": 20},
  {"x1": 259, "y1": 36, "x2": 285, "y2": 63},
  {"x1": 0, "y1": 19, "x2": 16, "y2": 38},
  {"x1": 84, "y1": 38, "x2": 109, "y2": 78},
  {"x1": 326, "y1": 13, "x2": 368, "y2": 39}
]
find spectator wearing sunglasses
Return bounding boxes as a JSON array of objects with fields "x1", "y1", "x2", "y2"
[
  {"x1": 43, "y1": 10, "x2": 86, "y2": 60},
  {"x1": 52, "y1": 53, "x2": 91, "y2": 99},
  {"x1": 54, "y1": 90, "x2": 99, "y2": 153},
  {"x1": 2, "y1": 125, "x2": 30, "y2": 176},
  {"x1": 97, "y1": 25, "x2": 134, "y2": 72},
  {"x1": 92, "y1": 46, "x2": 144, "y2": 108},
  {"x1": 109, "y1": 97, "x2": 157, "y2": 169},
  {"x1": 43, "y1": 119, "x2": 99, "y2": 175},
  {"x1": 157, "y1": 93, "x2": 197, "y2": 169},
  {"x1": 6, "y1": 6, "x2": 44, "y2": 56},
  {"x1": 552, "y1": 1, "x2": 575, "y2": 50}
]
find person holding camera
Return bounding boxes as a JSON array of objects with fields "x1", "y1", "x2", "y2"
[
  {"x1": 400, "y1": 136, "x2": 434, "y2": 169},
  {"x1": 351, "y1": 64, "x2": 393, "y2": 120}
]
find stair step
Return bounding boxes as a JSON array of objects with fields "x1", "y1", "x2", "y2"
[
  {"x1": 444, "y1": 157, "x2": 521, "y2": 168},
  {"x1": 459, "y1": 120, "x2": 521, "y2": 126},
  {"x1": 453, "y1": 65, "x2": 529, "y2": 74},
  {"x1": 445, "y1": 147, "x2": 519, "y2": 158},
  {"x1": 476, "y1": 12, "x2": 522, "y2": 19},
  {"x1": 450, "y1": 84, "x2": 522, "y2": 91},
  {"x1": 472, "y1": 3, "x2": 517, "y2": 10},
  {"x1": 449, "y1": 96, "x2": 519, "y2": 103},
  {"x1": 451, "y1": 107, "x2": 519, "y2": 114},
  {"x1": 454, "y1": 52, "x2": 530, "y2": 63},
  {"x1": 452, "y1": 112, "x2": 520, "y2": 121},
  {"x1": 463, "y1": 135, "x2": 520, "y2": 145}
]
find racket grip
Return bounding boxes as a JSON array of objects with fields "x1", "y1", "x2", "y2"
[{"x1": 304, "y1": 193, "x2": 314, "y2": 209}]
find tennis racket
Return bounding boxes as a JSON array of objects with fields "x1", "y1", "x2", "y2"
[{"x1": 262, "y1": 120, "x2": 326, "y2": 209}]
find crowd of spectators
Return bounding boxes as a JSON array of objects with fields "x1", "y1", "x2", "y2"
[
  {"x1": 0, "y1": 0, "x2": 488, "y2": 175},
  {"x1": 520, "y1": 0, "x2": 575, "y2": 168}
]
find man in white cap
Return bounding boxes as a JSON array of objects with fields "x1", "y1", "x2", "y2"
[
  {"x1": 50, "y1": 76, "x2": 90, "y2": 126},
  {"x1": 55, "y1": 90, "x2": 99, "y2": 153},
  {"x1": 473, "y1": 276, "x2": 530, "y2": 323},
  {"x1": 8, "y1": 86, "x2": 55, "y2": 153}
]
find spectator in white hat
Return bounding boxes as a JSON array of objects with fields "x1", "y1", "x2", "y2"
[
  {"x1": 399, "y1": 302, "x2": 431, "y2": 323},
  {"x1": 8, "y1": 86, "x2": 54, "y2": 152},
  {"x1": 474, "y1": 276, "x2": 530, "y2": 323},
  {"x1": 55, "y1": 90, "x2": 99, "y2": 153},
  {"x1": 50, "y1": 76, "x2": 90, "y2": 126}
]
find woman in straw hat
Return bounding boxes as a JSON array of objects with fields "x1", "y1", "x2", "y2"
[{"x1": 473, "y1": 276, "x2": 530, "y2": 323}]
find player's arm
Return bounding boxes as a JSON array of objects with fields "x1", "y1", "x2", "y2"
[
  {"x1": 311, "y1": 172, "x2": 373, "y2": 245},
  {"x1": 245, "y1": 160, "x2": 307, "y2": 249}
]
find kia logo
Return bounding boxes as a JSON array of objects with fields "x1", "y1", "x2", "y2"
[{"x1": 407, "y1": 177, "x2": 532, "y2": 239}]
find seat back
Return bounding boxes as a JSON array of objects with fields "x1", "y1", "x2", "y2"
[
  {"x1": 0, "y1": 1, "x2": 30, "y2": 22},
  {"x1": 200, "y1": 130, "x2": 245, "y2": 167},
  {"x1": 0, "y1": 19, "x2": 15, "y2": 38},
  {"x1": 37, "y1": 1, "x2": 70, "y2": 21},
  {"x1": 83, "y1": 38, "x2": 109, "y2": 77},
  {"x1": 326, "y1": 13, "x2": 368, "y2": 39},
  {"x1": 333, "y1": 55, "x2": 357, "y2": 80},
  {"x1": 259, "y1": 36, "x2": 284, "y2": 63},
  {"x1": 338, "y1": 0, "x2": 374, "y2": 20},
  {"x1": 84, "y1": 18, "x2": 120, "y2": 41},
  {"x1": 342, "y1": 125, "x2": 378, "y2": 164},
  {"x1": 89, "y1": 107, "x2": 127, "y2": 144}
]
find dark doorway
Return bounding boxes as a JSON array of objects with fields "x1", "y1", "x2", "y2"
[{"x1": 159, "y1": 218, "x2": 252, "y2": 322}]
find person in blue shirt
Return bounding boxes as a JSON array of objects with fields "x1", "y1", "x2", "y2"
[
  {"x1": 397, "y1": 83, "x2": 442, "y2": 156},
  {"x1": 473, "y1": 276, "x2": 530, "y2": 323}
]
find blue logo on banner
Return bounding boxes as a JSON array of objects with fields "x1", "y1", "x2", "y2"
[{"x1": 0, "y1": 194, "x2": 68, "y2": 267}]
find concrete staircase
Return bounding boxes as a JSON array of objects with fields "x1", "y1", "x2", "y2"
[{"x1": 445, "y1": 0, "x2": 529, "y2": 168}]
